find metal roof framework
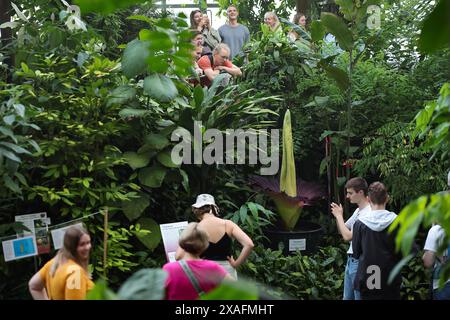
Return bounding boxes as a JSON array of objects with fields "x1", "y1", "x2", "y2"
[{"x1": 154, "y1": 0, "x2": 221, "y2": 11}]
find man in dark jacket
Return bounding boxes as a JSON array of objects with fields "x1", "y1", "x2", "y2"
[{"x1": 352, "y1": 182, "x2": 403, "y2": 300}]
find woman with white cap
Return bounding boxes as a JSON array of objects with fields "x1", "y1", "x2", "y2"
[{"x1": 177, "y1": 194, "x2": 254, "y2": 278}]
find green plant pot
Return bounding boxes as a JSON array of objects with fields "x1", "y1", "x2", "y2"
[{"x1": 264, "y1": 221, "x2": 324, "y2": 256}]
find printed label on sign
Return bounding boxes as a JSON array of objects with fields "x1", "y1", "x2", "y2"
[{"x1": 289, "y1": 239, "x2": 306, "y2": 251}]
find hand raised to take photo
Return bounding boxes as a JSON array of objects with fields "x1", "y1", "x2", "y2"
[{"x1": 330, "y1": 202, "x2": 344, "y2": 219}]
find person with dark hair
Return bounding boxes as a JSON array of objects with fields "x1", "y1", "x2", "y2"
[
  {"x1": 352, "y1": 182, "x2": 403, "y2": 300},
  {"x1": 190, "y1": 9, "x2": 203, "y2": 31},
  {"x1": 28, "y1": 225, "x2": 94, "y2": 300},
  {"x1": 191, "y1": 30, "x2": 211, "y2": 57},
  {"x1": 190, "y1": 10, "x2": 221, "y2": 53},
  {"x1": 331, "y1": 177, "x2": 370, "y2": 300},
  {"x1": 176, "y1": 194, "x2": 253, "y2": 278},
  {"x1": 163, "y1": 222, "x2": 234, "y2": 300}
]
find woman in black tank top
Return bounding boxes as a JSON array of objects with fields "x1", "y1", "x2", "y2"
[{"x1": 182, "y1": 194, "x2": 254, "y2": 278}]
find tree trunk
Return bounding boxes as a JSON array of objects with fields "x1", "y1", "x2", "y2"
[
  {"x1": 295, "y1": 0, "x2": 310, "y2": 15},
  {"x1": 0, "y1": 0, "x2": 13, "y2": 81},
  {"x1": 0, "y1": 0, "x2": 12, "y2": 52}
]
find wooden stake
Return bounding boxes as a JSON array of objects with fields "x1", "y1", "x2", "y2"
[{"x1": 102, "y1": 207, "x2": 108, "y2": 279}]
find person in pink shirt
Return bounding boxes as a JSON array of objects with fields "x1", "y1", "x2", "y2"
[{"x1": 163, "y1": 222, "x2": 234, "y2": 300}]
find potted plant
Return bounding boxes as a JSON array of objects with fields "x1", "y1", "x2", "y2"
[{"x1": 250, "y1": 109, "x2": 325, "y2": 255}]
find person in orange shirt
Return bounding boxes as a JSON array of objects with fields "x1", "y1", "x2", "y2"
[
  {"x1": 197, "y1": 43, "x2": 242, "y2": 87},
  {"x1": 28, "y1": 225, "x2": 94, "y2": 300}
]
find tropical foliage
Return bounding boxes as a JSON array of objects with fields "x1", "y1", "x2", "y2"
[{"x1": 0, "y1": 0, "x2": 448, "y2": 300}]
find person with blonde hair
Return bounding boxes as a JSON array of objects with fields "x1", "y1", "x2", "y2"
[
  {"x1": 176, "y1": 194, "x2": 254, "y2": 278},
  {"x1": 164, "y1": 222, "x2": 234, "y2": 300},
  {"x1": 28, "y1": 225, "x2": 94, "y2": 300},
  {"x1": 264, "y1": 11, "x2": 281, "y2": 33}
]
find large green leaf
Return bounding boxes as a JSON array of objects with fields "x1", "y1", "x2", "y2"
[
  {"x1": 318, "y1": 61, "x2": 350, "y2": 91},
  {"x1": 118, "y1": 108, "x2": 151, "y2": 118},
  {"x1": 201, "y1": 280, "x2": 258, "y2": 300},
  {"x1": 146, "y1": 55, "x2": 170, "y2": 74},
  {"x1": 121, "y1": 39, "x2": 149, "y2": 79},
  {"x1": 143, "y1": 134, "x2": 169, "y2": 151},
  {"x1": 335, "y1": 0, "x2": 355, "y2": 21},
  {"x1": 0, "y1": 126, "x2": 18, "y2": 143},
  {"x1": 179, "y1": 169, "x2": 189, "y2": 193},
  {"x1": 123, "y1": 151, "x2": 150, "y2": 170},
  {"x1": 418, "y1": 0, "x2": 450, "y2": 54},
  {"x1": 0, "y1": 142, "x2": 31, "y2": 154},
  {"x1": 388, "y1": 254, "x2": 414, "y2": 286},
  {"x1": 107, "y1": 85, "x2": 136, "y2": 107},
  {"x1": 138, "y1": 165, "x2": 167, "y2": 188},
  {"x1": 390, "y1": 195, "x2": 427, "y2": 255},
  {"x1": 193, "y1": 85, "x2": 205, "y2": 110},
  {"x1": 3, "y1": 114, "x2": 15, "y2": 125},
  {"x1": 122, "y1": 192, "x2": 150, "y2": 221},
  {"x1": 156, "y1": 150, "x2": 179, "y2": 168},
  {"x1": 0, "y1": 147, "x2": 21, "y2": 162},
  {"x1": 147, "y1": 31, "x2": 174, "y2": 51},
  {"x1": 310, "y1": 20, "x2": 326, "y2": 43},
  {"x1": 74, "y1": 0, "x2": 147, "y2": 15},
  {"x1": 48, "y1": 28, "x2": 65, "y2": 49},
  {"x1": 127, "y1": 15, "x2": 153, "y2": 25},
  {"x1": 3, "y1": 175, "x2": 21, "y2": 193},
  {"x1": 143, "y1": 74, "x2": 178, "y2": 102},
  {"x1": 86, "y1": 279, "x2": 118, "y2": 300},
  {"x1": 117, "y1": 268, "x2": 167, "y2": 300},
  {"x1": 320, "y1": 13, "x2": 353, "y2": 51},
  {"x1": 136, "y1": 218, "x2": 162, "y2": 251}
]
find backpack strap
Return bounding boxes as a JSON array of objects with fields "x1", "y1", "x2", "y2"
[
  {"x1": 179, "y1": 260, "x2": 205, "y2": 296},
  {"x1": 207, "y1": 52, "x2": 214, "y2": 67}
]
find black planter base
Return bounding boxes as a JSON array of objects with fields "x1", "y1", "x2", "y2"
[{"x1": 264, "y1": 221, "x2": 324, "y2": 255}]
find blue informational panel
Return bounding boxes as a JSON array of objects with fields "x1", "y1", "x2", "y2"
[
  {"x1": 13, "y1": 237, "x2": 37, "y2": 257},
  {"x1": 2, "y1": 235, "x2": 38, "y2": 262}
]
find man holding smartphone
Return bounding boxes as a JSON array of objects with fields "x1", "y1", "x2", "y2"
[{"x1": 331, "y1": 177, "x2": 371, "y2": 300}]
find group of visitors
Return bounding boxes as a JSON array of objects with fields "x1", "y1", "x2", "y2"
[
  {"x1": 27, "y1": 171, "x2": 449, "y2": 300},
  {"x1": 331, "y1": 174, "x2": 450, "y2": 300},
  {"x1": 188, "y1": 6, "x2": 309, "y2": 88},
  {"x1": 188, "y1": 5, "x2": 247, "y2": 87},
  {"x1": 28, "y1": 194, "x2": 254, "y2": 300}
]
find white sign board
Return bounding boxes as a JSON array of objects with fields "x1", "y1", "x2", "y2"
[
  {"x1": 51, "y1": 223, "x2": 84, "y2": 250},
  {"x1": 2, "y1": 235, "x2": 38, "y2": 262},
  {"x1": 289, "y1": 239, "x2": 306, "y2": 252},
  {"x1": 15, "y1": 212, "x2": 48, "y2": 236},
  {"x1": 160, "y1": 221, "x2": 188, "y2": 262},
  {"x1": 15, "y1": 212, "x2": 51, "y2": 254}
]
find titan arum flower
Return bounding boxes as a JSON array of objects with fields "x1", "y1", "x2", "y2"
[{"x1": 250, "y1": 109, "x2": 325, "y2": 230}]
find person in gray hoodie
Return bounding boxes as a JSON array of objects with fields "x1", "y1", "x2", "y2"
[{"x1": 352, "y1": 181, "x2": 403, "y2": 300}]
